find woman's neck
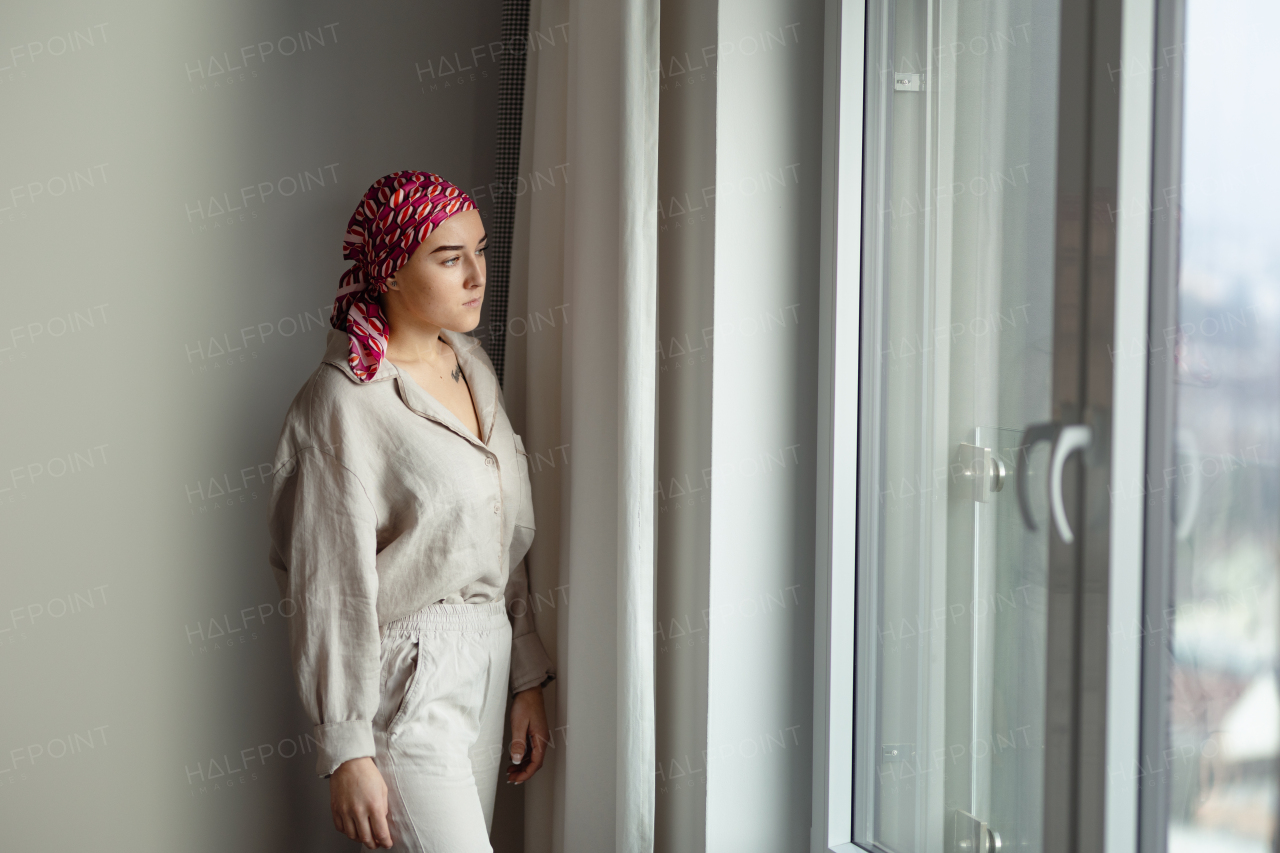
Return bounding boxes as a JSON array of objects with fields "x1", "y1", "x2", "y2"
[{"x1": 382, "y1": 305, "x2": 448, "y2": 368}]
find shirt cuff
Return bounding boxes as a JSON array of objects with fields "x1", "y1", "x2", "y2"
[
  {"x1": 510, "y1": 631, "x2": 556, "y2": 695},
  {"x1": 314, "y1": 720, "x2": 376, "y2": 778}
]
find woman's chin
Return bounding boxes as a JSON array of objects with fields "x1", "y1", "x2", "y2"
[{"x1": 443, "y1": 307, "x2": 484, "y2": 334}]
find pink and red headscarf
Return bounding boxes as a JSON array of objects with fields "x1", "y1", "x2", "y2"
[{"x1": 331, "y1": 171, "x2": 477, "y2": 382}]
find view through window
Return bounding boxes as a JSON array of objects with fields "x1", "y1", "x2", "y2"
[{"x1": 1165, "y1": 1, "x2": 1280, "y2": 850}]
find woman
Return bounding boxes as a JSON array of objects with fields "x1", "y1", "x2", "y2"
[{"x1": 267, "y1": 171, "x2": 556, "y2": 851}]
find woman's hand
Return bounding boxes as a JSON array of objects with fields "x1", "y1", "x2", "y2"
[
  {"x1": 507, "y1": 685, "x2": 550, "y2": 784},
  {"x1": 329, "y1": 757, "x2": 393, "y2": 849}
]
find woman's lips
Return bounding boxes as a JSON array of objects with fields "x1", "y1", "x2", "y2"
[{"x1": 463, "y1": 297, "x2": 482, "y2": 307}]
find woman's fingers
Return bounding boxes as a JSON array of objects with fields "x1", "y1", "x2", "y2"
[
  {"x1": 506, "y1": 730, "x2": 531, "y2": 783},
  {"x1": 335, "y1": 804, "x2": 387, "y2": 849},
  {"x1": 508, "y1": 686, "x2": 551, "y2": 783},
  {"x1": 355, "y1": 812, "x2": 376, "y2": 849},
  {"x1": 329, "y1": 758, "x2": 391, "y2": 847},
  {"x1": 528, "y1": 724, "x2": 548, "y2": 771},
  {"x1": 508, "y1": 731, "x2": 545, "y2": 783},
  {"x1": 370, "y1": 807, "x2": 394, "y2": 849},
  {"x1": 510, "y1": 720, "x2": 529, "y2": 764},
  {"x1": 509, "y1": 698, "x2": 530, "y2": 764},
  {"x1": 506, "y1": 737, "x2": 524, "y2": 780}
]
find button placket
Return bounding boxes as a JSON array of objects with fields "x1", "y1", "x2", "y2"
[
  {"x1": 488, "y1": 450, "x2": 501, "y2": 514},
  {"x1": 493, "y1": 450, "x2": 505, "y2": 563}
]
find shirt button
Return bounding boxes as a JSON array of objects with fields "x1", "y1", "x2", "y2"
[
  {"x1": 493, "y1": 503, "x2": 501, "y2": 513},
  {"x1": 485, "y1": 457, "x2": 495, "y2": 467}
]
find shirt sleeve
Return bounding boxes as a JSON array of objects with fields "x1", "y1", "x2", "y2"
[
  {"x1": 504, "y1": 555, "x2": 556, "y2": 694},
  {"x1": 268, "y1": 445, "x2": 381, "y2": 777}
]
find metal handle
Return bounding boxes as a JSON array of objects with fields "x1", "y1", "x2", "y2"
[
  {"x1": 1016, "y1": 422, "x2": 1061, "y2": 531},
  {"x1": 1049, "y1": 425, "x2": 1092, "y2": 544},
  {"x1": 1016, "y1": 421, "x2": 1092, "y2": 544},
  {"x1": 960, "y1": 443, "x2": 1007, "y2": 503},
  {"x1": 990, "y1": 456, "x2": 1006, "y2": 492}
]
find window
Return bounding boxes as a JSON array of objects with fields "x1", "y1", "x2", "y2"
[{"x1": 814, "y1": 0, "x2": 1140, "y2": 850}]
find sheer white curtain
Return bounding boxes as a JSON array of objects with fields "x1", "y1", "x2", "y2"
[{"x1": 505, "y1": 0, "x2": 659, "y2": 850}]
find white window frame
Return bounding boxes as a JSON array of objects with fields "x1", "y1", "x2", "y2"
[
  {"x1": 811, "y1": 0, "x2": 865, "y2": 849},
  {"x1": 1108, "y1": 0, "x2": 1158, "y2": 850}
]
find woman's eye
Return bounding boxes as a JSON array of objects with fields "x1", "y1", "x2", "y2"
[
  {"x1": 444, "y1": 256, "x2": 459, "y2": 266},
  {"x1": 477, "y1": 245, "x2": 487, "y2": 255}
]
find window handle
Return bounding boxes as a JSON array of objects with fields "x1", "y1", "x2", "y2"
[
  {"x1": 1016, "y1": 422, "x2": 1062, "y2": 532},
  {"x1": 1016, "y1": 422, "x2": 1092, "y2": 543},
  {"x1": 1049, "y1": 425, "x2": 1092, "y2": 544}
]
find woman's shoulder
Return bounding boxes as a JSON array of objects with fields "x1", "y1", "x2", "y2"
[{"x1": 278, "y1": 358, "x2": 388, "y2": 445}]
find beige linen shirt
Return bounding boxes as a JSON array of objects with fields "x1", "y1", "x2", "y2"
[{"x1": 267, "y1": 326, "x2": 555, "y2": 777}]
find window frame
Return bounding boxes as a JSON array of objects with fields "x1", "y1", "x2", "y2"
[
  {"x1": 811, "y1": 0, "x2": 866, "y2": 849},
  {"x1": 1137, "y1": 1, "x2": 1185, "y2": 851}
]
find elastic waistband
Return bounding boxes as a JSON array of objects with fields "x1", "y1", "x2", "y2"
[{"x1": 382, "y1": 598, "x2": 509, "y2": 637}]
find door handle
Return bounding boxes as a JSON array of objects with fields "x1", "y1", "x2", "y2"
[
  {"x1": 1016, "y1": 421, "x2": 1092, "y2": 543},
  {"x1": 1016, "y1": 422, "x2": 1061, "y2": 531},
  {"x1": 1049, "y1": 425, "x2": 1092, "y2": 544}
]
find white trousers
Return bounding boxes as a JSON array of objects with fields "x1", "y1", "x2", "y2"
[{"x1": 373, "y1": 600, "x2": 512, "y2": 852}]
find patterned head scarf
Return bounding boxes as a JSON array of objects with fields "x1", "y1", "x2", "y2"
[{"x1": 331, "y1": 171, "x2": 477, "y2": 382}]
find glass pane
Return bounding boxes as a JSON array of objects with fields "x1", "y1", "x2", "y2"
[
  {"x1": 1166, "y1": 2, "x2": 1280, "y2": 850},
  {"x1": 855, "y1": 1, "x2": 1061, "y2": 850}
]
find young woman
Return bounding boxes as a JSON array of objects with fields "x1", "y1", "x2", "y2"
[{"x1": 267, "y1": 171, "x2": 556, "y2": 851}]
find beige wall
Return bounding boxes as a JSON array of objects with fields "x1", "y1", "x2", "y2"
[
  {"x1": 0, "y1": 2, "x2": 517, "y2": 850},
  {"x1": 705, "y1": 0, "x2": 824, "y2": 847},
  {"x1": 653, "y1": 0, "x2": 825, "y2": 849}
]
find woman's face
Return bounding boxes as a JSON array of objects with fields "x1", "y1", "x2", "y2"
[{"x1": 383, "y1": 208, "x2": 486, "y2": 333}]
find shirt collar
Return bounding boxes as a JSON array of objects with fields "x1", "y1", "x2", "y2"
[
  {"x1": 322, "y1": 327, "x2": 399, "y2": 383},
  {"x1": 440, "y1": 328, "x2": 499, "y2": 445},
  {"x1": 321, "y1": 327, "x2": 498, "y2": 446}
]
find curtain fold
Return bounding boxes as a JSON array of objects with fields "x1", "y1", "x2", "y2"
[
  {"x1": 509, "y1": 0, "x2": 659, "y2": 850},
  {"x1": 616, "y1": 0, "x2": 660, "y2": 845}
]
